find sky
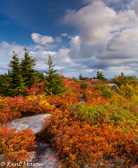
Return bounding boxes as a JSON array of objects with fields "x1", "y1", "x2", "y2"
[{"x1": 0, "y1": 0, "x2": 138, "y2": 79}]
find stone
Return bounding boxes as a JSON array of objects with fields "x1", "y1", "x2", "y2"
[
  {"x1": 6, "y1": 114, "x2": 51, "y2": 134},
  {"x1": 106, "y1": 83, "x2": 119, "y2": 90}
]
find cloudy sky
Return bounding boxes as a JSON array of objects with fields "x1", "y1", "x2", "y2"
[{"x1": 0, "y1": 0, "x2": 138, "y2": 79}]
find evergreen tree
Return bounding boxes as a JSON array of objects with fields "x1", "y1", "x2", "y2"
[
  {"x1": 7, "y1": 51, "x2": 25, "y2": 96},
  {"x1": 45, "y1": 55, "x2": 65, "y2": 94},
  {"x1": 96, "y1": 70, "x2": 107, "y2": 81},
  {"x1": 121, "y1": 72, "x2": 124, "y2": 76},
  {"x1": 20, "y1": 47, "x2": 36, "y2": 88},
  {"x1": 0, "y1": 73, "x2": 9, "y2": 96},
  {"x1": 36, "y1": 70, "x2": 45, "y2": 82},
  {"x1": 79, "y1": 73, "x2": 83, "y2": 80}
]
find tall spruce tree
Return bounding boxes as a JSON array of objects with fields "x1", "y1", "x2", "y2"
[
  {"x1": 79, "y1": 73, "x2": 83, "y2": 80},
  {"x1": 20, "y1": 47, "x2": 36, "y2": 88},
  {"x1": 45, "y1": 55, "x2": 65, "y2": 94},
  {"x1": 7, "y1": 51, "x2": 25, "y2": 96},
  {"x1": 96, "y1": 70, "x2": 107, "y2": 81},
  {"x1": 0, "y1": 73, "x2": 9, "y2": 96},
  {"x1": 36, "y1": 70, "x2": 45, "y2": 82}
]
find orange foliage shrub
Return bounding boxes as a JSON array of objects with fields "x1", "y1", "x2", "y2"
[
  {"x1": 0, "y1": 77, "x2": 137, "y2": 167},
  {"x1": 41, "y1": 108, "x2": 138, "y2": 168},
  {"x1": 85, "y1": 90, "x2": 110, "y2": 106},
  {"x1": 67, "y1": 82, "x2": 82, "y2": 93},
  {"x1": 0, "y1": 97, "x2": 22, "y2": 123},
  {"x1": 0, "y1": 95, "x2": 54, "y2": 123},
  {"x1": 25, "y1": 77, "x2": 45, "y2": 96},
  {"x1": 0, "y1": 125, "x2": 35, "y2": 164},
  {"x1": 19, "y1": 95, "x2": 54, "y2": 116},
  {"x1": 46, "y1": 92, "x2": 82, "y2": 111}
]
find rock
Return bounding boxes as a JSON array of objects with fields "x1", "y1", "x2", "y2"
[
  {"x1": 79, "y1": 97, "x2": 86, "y2": 103},
  {"x1": 6, "y1": 114, "x2": 51, "y2": 134},
  {"x1": 106, "y1": 83, "x2": 119, "y2": 90},
  {"x1": 3, "y1": 113, "x2": 61, "y2": 168},
  {"x1": 79, "y1": 93, "x2": 86, "y2": 103},
  {"x1": 34, "y1": 142, "x2": 60, "y2": 168}
]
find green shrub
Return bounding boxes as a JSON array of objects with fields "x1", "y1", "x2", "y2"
[
  {"x1": 102, "y1": 89, "x2": 114, "y2": 98},
  {"x1": 94, "y1": 84, "x2": 114, "y2": 98},
  {"x1": 120, "y1": 84, "x2": 135, "y2": 98},
  {"x1": 94, "y1": 84, "x2": 108, "y2": 91},
  {"x1": 70, "y1": 103, "x2": 138, "y2": 129},
  {"x1": 80, "y1": 82, "x2": 89, "y2": 89}
]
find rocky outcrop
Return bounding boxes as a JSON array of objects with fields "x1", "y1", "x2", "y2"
[
  {"x1": 5, "y1": 113, "x2": 60, "y2": 167},
  {"x1": 106, "y1": 83, "x2": 119, "y2": 90},
  {"x1": 6, "y1": 114, "x2": 51, "y2": 134}
]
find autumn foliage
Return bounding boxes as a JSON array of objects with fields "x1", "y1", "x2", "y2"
[
  {"x1": 0, "y1": 76, "x2": 138, "y2": 167},
  {"x1": 41, "y1": 104, "x2": 138, "y2": 167},
  {"x1": 0, "y1": 125, "x2": 35, "y2": 165},
  {"x1": 39, "y1": 80, "x2": 138, "y2": 167}
]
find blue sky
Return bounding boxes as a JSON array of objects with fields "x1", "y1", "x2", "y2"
[{"x1": 0, "y1": 0, "x2": 138, "y2": 79}]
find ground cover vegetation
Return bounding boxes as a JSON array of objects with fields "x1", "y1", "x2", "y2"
[{"x1": 0, "y1": 49, "x2": 138, "y2": 167}]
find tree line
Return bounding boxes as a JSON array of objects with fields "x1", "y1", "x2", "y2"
[
  {"x1": 79, "y1": 70, "x2": 107, "y2": 81},
  {"x1": 0, "y1": 48, "x2": 65, "y2": 97},
  {"x1": 0, "y1": 48, "x2": 137, "y2": 97}
]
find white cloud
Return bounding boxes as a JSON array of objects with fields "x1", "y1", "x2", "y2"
[
  {"x1": 30, "y1": 51, "x2": 57, "y2": 62},
  {"x1": 31, "y1": 33, "x2": 54, "y2": 45},
  {"x1": 0, "y1": 41, "x2": 25, "y2": 60},
  {"x1": 62, "y1": 0, "x2": 138, "y2": 45},
  {"x1": 0, "y1": 41, "x2": 25, "y2": 73},
  {"x1": 69, "y1": 36, "x2": 81, "y2": 59},
  {"x1": 0, "y1": 0, "x2": 138, "y2": 79},
  {"x1": 61, "y1": 33, "x2": 68, "y2": 36},
  {"x1": 107, "y1": 27, "x2": 138, "y2": 50},
  {"x1": 56, "y1": 48, "x2": 71, "y2": 62}
]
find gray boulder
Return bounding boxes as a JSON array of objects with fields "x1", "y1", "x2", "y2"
[
  {"x1": 106, "y1": 83, "x2": 119, "y2": 90},
  {"x1": 6, "y1": 114, "x2": 51, "y2": 134}
]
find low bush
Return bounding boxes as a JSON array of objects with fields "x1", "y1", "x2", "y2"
[
  {"x1": 80, "y1": 82, "x2": 89, "y2": 89},
  {"x1": 0, "y1": 97, "x2": 22, "y2": 123},
  {"x1": 0, "y1": 95, "x2": 54, "y2": 123},
  {"x1": 84, "y1": 90, "x2": 110, "y2": 106},
  {"x1": 71, "y1": 103, "x2": 138, "y2": 130},
  {"x1": 41, "y1": 103, "x2": 138, "y2": 167},
  {"x1": 94, "y1": 84, "x2": 115, "y2": 98},
  {"x1": 0, "y1": 125, "x2": 35, "y2": 164},
  {"x1": 120, "y1": 84, "x2": 135, "y2": 98}
]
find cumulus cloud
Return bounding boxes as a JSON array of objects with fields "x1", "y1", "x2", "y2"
[
  {"x1": 0, "y1": 41, "x2": 25, "y2": 73},
  {"x1": 0, "y1": 0, "x2": 138, "y2": 78},
  {"x1": 0, "y1": 41, "x2": 59, "y2": 73},
  {"x1": 56, "y1": 48, "x2": 71, "y2": 62},
  {"x1": 30, "y1": 51, "x2": 56, "y2": 61},
  {"x1": 31, "y1": 33, "x2": 54, "y2": 44},
  {"x1": 0, "y1": 41, "x2": 25, "y2": 60},
  {"x1": 107, "y1": 28, "x2": 138, "y2": 51},
  {"x1": 55, "y1": 0, "x2": 138, "y2": 78},
  {"x1": 62, "y1": 0, "x2": 138, "y2": 45},
  {"x1": 69, "y1": 36, "x2": 81, "y2": 58}
]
